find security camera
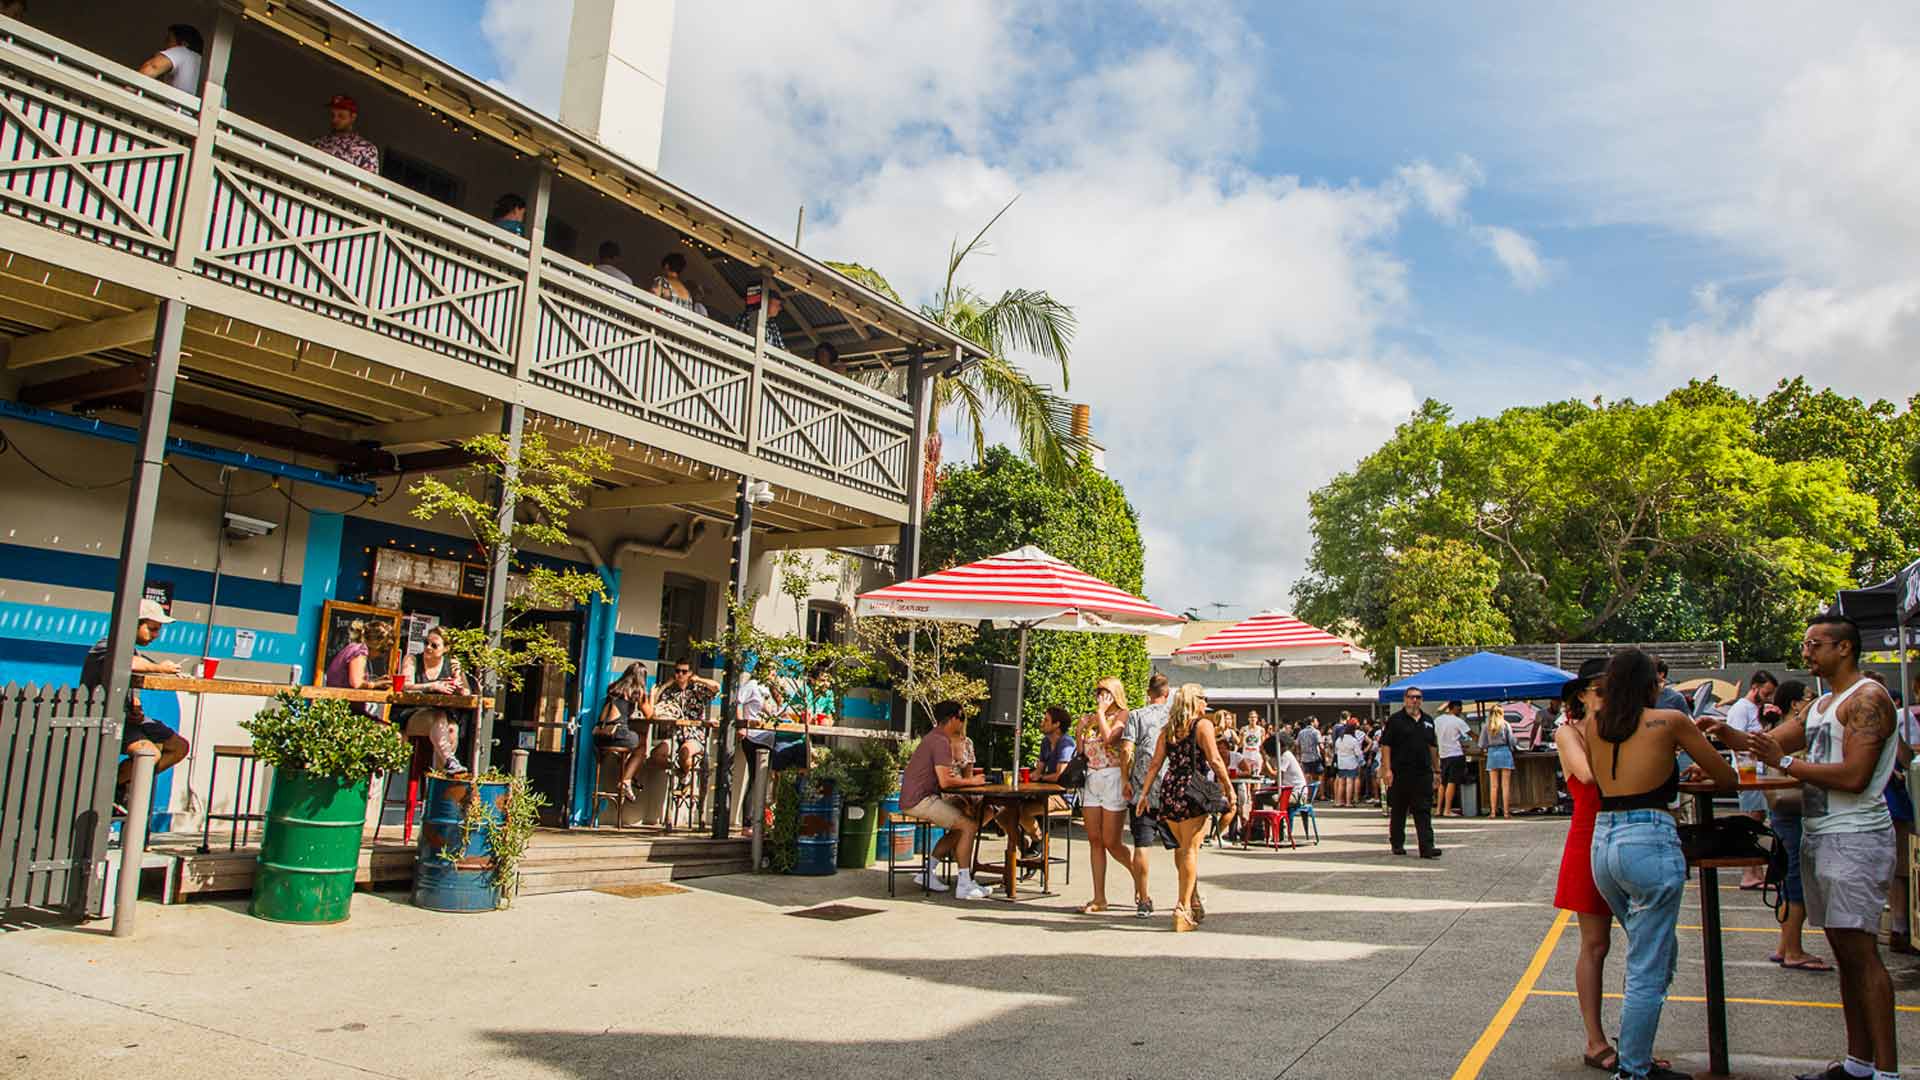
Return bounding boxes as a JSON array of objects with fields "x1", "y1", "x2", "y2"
[
  {"x1": 745, "y1": 480, "x2": 774, "y2": 506},
  {"x1": 223, "y1": 512, "x2": 278, "y2": 539}
]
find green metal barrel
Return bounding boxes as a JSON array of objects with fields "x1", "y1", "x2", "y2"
[{"x1": 249, "y1": 769, "x2": 371, "y2": 924}]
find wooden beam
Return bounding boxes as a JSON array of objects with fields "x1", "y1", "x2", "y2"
[
  {"x1": 358, "y1": 447, "x2": 483, "y2": 477},
  {"x1": 7, "y1": 307, "x2": 158, "y2": 370},
  {"x1": 95, "y1": 396, "x2": 379, "y2": 466},
  {"x1": 19, "y1": 361, "x2": 151, "y2": 407},
  {"x1": 357, "y1": 405, "x2": 505, "y2": 448},
  {"x1": 587, "y1": 479, "x2": 739, "y2": 512},
  {"x1": 757, "y1": 526, "x2": 900, "y2": 552}
]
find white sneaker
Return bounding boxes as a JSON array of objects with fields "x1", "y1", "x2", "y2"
[
  {"x1": 954, "y1": 875, "x2": 990, "y2": 900},
  {"x1": 915, "y1": 868, "x2": 950, "y2": 892}
]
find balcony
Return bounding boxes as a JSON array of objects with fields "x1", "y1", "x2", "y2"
[{"x1": 0, "y1": 12, "x2": 956, "y2": 525}]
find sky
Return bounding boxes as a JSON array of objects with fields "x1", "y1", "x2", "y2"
[{"x1": 347, "y1": 0, "x2": 1920, "y2": 618}]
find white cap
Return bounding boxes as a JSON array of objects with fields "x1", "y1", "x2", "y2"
[{"x1": 138, "y1": 597, "x2": 175, "y2": 624}]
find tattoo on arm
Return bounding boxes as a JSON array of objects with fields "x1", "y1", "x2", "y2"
[{"x1": 1839, "y1": 688, "x2": 1896, "y2": 740}]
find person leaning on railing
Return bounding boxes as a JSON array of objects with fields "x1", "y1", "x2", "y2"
[{"x1": 136, "y1": 23, "x2": 201, "y2": 95}]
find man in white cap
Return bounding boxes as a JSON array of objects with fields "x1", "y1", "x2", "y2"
[{"x1": 80, "y1": 598, "x2": 191, "y2": 798}]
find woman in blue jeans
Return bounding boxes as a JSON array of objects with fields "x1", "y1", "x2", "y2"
[{"x1": 1585, "y1": 649, "x2": 1736, "y2": 1080}]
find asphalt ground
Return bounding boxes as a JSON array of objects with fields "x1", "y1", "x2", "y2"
[{"x1": 2, "y1": 805, "x2": 1916, "y2": 1079}]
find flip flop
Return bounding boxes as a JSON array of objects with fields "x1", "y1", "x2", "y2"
[
  {"x1": 1768, "y1": 953, "x2": 1784, "y2": 964},
  {"x1": 1738, "y1": 882, "x2": 1764, "y2": 891},
  {"x1": 1582, "y1": 1049, "x2": 1618, "y2": 1072},
  {"x1": 1078, "y1": 901, "x2": 1108, "y2": 914},
  {"x1": 1781, "y1": 957, "x2": 1833, "y2": 971}
]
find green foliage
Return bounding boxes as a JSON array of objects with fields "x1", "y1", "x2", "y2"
[
  {"x1": 437, "y1": 771, "x2": 547, "y2": 908},
  {"x1": 1295, "y1": 388, "x2": 1886, "y2": 663},
  {"x1": 832, "y1": 199, "x2": 1085, "y2": 484},
  {"x1": 1367, "y1": 538, "x2": 1513, "y2": 679},
  {"x1": 241, "y1": 691, "x2": 412, "y2": 781},
  {"x1": 851, "y1": 616, "x2": 987, "y2": 725},
  {"x1": 811, "y1": 737, "x2": 911, "y2": 806},
  {"x1": 923, "y1": 446, "x2": 1151, "y2": 763},
  {"x1": 407, "y1": 432, "x2": 612, "y2": 692},
  {"x1": 767, "y1": 771, "x2": 801, "y2": 873}
]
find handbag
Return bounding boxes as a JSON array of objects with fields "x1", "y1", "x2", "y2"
[
  {"x1": 1677, "y1": 814, "x2": 1773, "y2": 865},
  {"x1": 1180, "y1": 729, "x2": 1230, "y2": 815},
  {"x1": 1056, "y1": 751, "x2": 1089, "y2": 790}
]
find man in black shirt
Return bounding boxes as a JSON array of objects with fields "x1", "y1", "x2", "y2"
[{"x1": 1378, "y1": 687, "x2": 1441, "y2": 858}]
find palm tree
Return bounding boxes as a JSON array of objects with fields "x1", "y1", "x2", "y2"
[{"x1": 827, "y1": 198, "x2": 1083, "y2": 493}]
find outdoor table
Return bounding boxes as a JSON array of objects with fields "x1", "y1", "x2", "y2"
[
  {"x1": 1680, "y1": 775, "x2": 1797, "y2": 1079},
  {"x1": 939, "y1": 780, "x2": 1066, "y2": 899},
  {"x1": 134, "y1": 674, "x2": 491, "y2": 710}
]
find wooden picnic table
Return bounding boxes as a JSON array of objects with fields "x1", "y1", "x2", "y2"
[
  {"x1": 1680, "y1": 775, "x2": 1797, "y2": 1079},
  {"x1": 940, "y1": 780, "x2": 1067, "y2": 900},
  {"x1": 135, "y1": 674, "x2": 491, "y2": 709}
]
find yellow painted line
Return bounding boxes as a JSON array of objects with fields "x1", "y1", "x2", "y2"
[
  {"x1": 1451, "y1": 908, "x2": 1573, "y2": 1079},
  {"x1": 1530, "y1": 989, "x2": 1920, "y2": 1014}
]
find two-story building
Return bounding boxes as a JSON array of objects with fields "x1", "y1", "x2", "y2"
[{"x1": 0, "y1": 0, "x2": 975, "y2": 874}]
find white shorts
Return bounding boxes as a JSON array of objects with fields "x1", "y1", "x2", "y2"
[{"x1": 1082, "y1": 766, "x2": 1127, "y2": 811}]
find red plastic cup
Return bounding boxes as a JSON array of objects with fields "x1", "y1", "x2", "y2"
[
  {"x1": 390, "y1": 672, "x2": 408, "y2": 693},
  {"x1": 199, "y1": 658, "x2": 220, "y2": 679},
  {"x1": 1019, "y1": 767, "x2": 1032, "y2": 783}
]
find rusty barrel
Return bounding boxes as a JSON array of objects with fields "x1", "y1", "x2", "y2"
[
  {"x1": 413, "y1": 775, "x2": 507, "y2": 912},
  {"x1": 249, "y1": 769, "x2": 371, "y2": 924},
  {"x1": 882, "y1": 792, "x2": 917, "y2": 862},
  {"x1": 792, "y1": 780, "x2": 841, "y2": 875}
]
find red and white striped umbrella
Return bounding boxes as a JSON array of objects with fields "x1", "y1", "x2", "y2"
[
  {"x1": 1173, "y1": 610, "x2": 1355, "y2": 667},
  {"x1": 855, "y1": 546, "x2": 1184, "y2": 636}
]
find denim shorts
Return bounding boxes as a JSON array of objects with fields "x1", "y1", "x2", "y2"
[{"x1": 1768, "y1": 812, "x2": 1803, "y2": 905}]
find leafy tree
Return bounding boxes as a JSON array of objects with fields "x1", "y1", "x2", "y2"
[
  {"x1": 923, "y1": 446, "x2": 1150, "y2": 763},
  {"x1": 827, "y1": 197, "x2": 1083, "y2": 489},
  {"x1": 1295, "y1": 394, "x2": 1878, "y2": 663},
  {"x1": 1364, "y1": 538, "x2": 1512, "y2": 679},
  {"x1": 408, "y1": 433, "x2": 611, "y2": 692}
]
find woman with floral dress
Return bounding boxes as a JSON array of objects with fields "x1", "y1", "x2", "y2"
[{"x1": 1135, "y1": 683, "x2": 1236, "y2": 931}]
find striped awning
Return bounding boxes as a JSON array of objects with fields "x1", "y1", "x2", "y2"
[
  {"x1": 854, "y1": 546, "x2": 1185, "y2": 636},
  {"x1": 1172, "y1": 610, "x2": 1355, "y2": 666}
]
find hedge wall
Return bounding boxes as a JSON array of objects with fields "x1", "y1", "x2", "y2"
[{"x1": 922, "y1": 446, "x2": 1152, "y2": 765}]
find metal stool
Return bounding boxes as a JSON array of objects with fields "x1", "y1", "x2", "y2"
[
  {"x1": 199, "y1": 744, "x2": 268, "y2": 853},
  {"x1": 665, "y1": 751, "x2": 705, "y2": 832},
  {"x1": 590, "y1": 745, "x2": 634, "y2": 828},
  {"x1": 883, "y1": 804, "x2": 952, "y2": 897}
]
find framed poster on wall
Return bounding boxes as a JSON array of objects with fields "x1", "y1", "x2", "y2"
[{"x1": 314, "y1": 599, "x2": 403, "y2": 688}]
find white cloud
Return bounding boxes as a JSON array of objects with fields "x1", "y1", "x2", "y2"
[
  {"x1": 1474, "y1": 225, "x2": 1550, "y2": 291},
  {"x1": 1396, "y1": 157, "x2": 1481, "y2": 225},
  {"x1": 479, "y1": 0, "x2": 572, "y2": 116},
  {"x1": 1651, "y1": 279, "x2": 1920, "y2": 398}
]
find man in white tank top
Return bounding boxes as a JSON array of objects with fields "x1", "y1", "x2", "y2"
[{"x1": 1728, "y1": 614, "x2": 1899, "y2": 1080}]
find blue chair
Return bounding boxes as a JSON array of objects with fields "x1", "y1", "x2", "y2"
[{"x1": 1288, "y1": 781, "x2": 1321, "y2": 845}]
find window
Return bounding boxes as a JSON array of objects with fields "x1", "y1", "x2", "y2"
[
  {"x1": 806, "y1": 601, "x2": 845, "y2": 645},
  {"x1": 380, "y1": 149, "x2": 462, "y2": 206},
  {"x1": 657, "y1": 574, "x2": 710, "y2": 675}
]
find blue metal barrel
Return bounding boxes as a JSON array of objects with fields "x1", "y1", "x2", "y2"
[
  {"x1": 792, "y1": 781, "x2": 841, "y2": 875},
  {"x1": 882, "y1": 792, "x2": 917, "y2": 861},
  {"x1": 413, "y1": 776, "x2": 507, "y2": 912}
]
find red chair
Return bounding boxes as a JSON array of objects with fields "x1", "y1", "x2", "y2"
[
  {"x1": 1244, "y1": 786, "x2": 1293, "y2": 849},
  {"x1": 372, "y1": 736, "x2": 432, "y2": 844}
]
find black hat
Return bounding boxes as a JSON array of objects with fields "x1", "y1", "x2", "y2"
[{"x1": 1562, "y1": 656, "x2": 1607, "y2": 704}]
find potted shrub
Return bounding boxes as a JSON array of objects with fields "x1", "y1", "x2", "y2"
[
  {"x1": 823, "y1": 738, "x2": 912, "y2": 869},
  {"x1": 242, "y1": 691, "x2": 413, "y2": 924},
  {"x1": 414, "y1": 769, "x2": 547, "y2": 911}
]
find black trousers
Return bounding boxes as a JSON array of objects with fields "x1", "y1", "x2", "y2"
[{"x1": 1388, "y1": 775, "x2": 1437, "y2": 855}]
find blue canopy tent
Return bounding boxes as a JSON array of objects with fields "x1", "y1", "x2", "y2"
[{"x1": 1378, "y1": 651, "x2": 1574, "y2": 704}]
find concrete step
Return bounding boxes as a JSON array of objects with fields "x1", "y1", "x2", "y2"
[
  {"x1": 517, "y1": 856, "x2": 753, "y2": 895},
  {"x1": 520, "y1": 839, "x2": 748, "y2": 866}
]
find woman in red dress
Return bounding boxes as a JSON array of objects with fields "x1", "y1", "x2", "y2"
[{"x1": 1555, "y1": 658, "x2": 1619, "y2": 1072}]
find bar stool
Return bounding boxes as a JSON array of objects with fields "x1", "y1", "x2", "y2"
[
  {"x1": 199, "y1": 744, "x2": 268, "y2": 853},
  {"x1": 590, "y1": 745, "x2": 634, "y2": 828},
  {"x1": 371, "y1": 737, "x2": 432, "y2": 844},
  {"x1": 883, "y1": 803, "x2": 952, "y2": 898}
]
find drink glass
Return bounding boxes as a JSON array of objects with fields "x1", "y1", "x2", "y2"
[
  {"x1": 391, "y1": 671, "x2": 408, "y2": 693},
  {"x1": 1019, "y1": 767, "x2": 1032, "y2": 783},
  {"x1": 1736, "y1": 753, "x2": 1757, "y2": 783},
  {"x1": 198, "y1": 658, "x2": 220, "y2": 679}
]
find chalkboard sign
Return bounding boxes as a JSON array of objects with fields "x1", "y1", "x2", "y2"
[
  {"x1": 461, "y1": 563, "x2": 489, "y2": 599},
  {"x1": 313, "y1": 599, "x2": 402, "y2": 687}
]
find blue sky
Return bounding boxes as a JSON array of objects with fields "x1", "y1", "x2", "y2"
[{"x1": 343, "y1": 0, "x2": 1920, "y2": 614}]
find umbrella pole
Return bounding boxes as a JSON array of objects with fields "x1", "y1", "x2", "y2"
[
  {"x1": 1269, "y1": 660, "x2": 1280, "y2": 733},
  {"x1": 1013, "y1": 624, "x2": 1030, "y2": 781}
]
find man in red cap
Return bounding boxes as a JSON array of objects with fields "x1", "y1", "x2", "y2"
[{"x1": 314, "y1": 94, "x2": 378, "y2": 173}]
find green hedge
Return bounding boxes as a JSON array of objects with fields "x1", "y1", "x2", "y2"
[{"x1": 923, "y1": 446, "x2": 1152, "y2": 765}]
